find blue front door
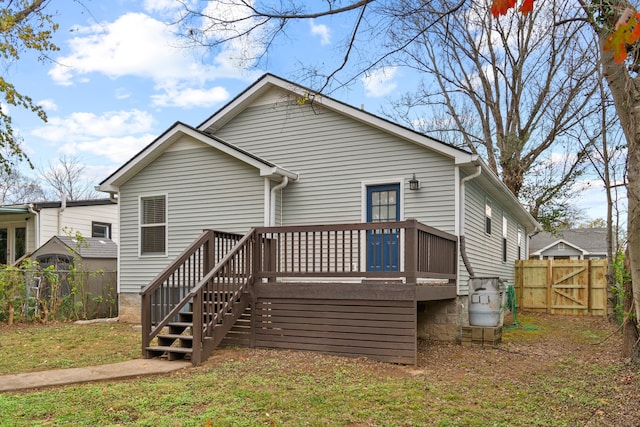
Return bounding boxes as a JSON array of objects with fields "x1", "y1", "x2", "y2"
[{"x1": 367, "y1": 184, "x2": 400, "y2": 272}]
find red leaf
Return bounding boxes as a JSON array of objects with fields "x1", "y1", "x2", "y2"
[
  {"x1": 491, "y1": 0, "x2": 517, "y2": 17},
  {"x1": 518, "y1": 0, "x2": 534, "y2": 15}
]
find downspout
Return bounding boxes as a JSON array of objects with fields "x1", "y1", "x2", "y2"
[
  {"x1": 269, "y1": 177, "x2": 289, "y2": 226},
  {"x1": 58, "y1": 194, "x2": 66, "y2": 235},
  {"x1": 27, "y1": 204, "x2": 40, "y2": 249},
  {"x1": 460, "y1": 166, "x2": 482, "y2": 278}
]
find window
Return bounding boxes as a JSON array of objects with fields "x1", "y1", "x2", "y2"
[
  {"x1": 92, "y1": 222, "x2": 111, "y2": 239},
  {"x1": 140, "y1": 195, "x2": 167, "y2": 256},
  {"x1": 485, "y1": 200, "x2": 492, "y2": 235},
  {"x1": 517, "y1": 227, "x2": 522, "y2": 260},
  {"x1": 502, "y1": 216, "x2": 508, "y2": 262},
  {"x1": 558, "y1": 242, "x2": 565, "y2": 251}
]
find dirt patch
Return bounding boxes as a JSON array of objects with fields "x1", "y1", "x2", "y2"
[{"x1": 202, "y1": 312, "x2": 640, "y2": 426}]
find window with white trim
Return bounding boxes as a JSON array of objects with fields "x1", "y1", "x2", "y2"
[
  {"x1": 140, "y1": 195, "x2": 166, "y2": 255},
  {"x1": 92, "y1": 221, "x2": 111, "y2": 239},
  {"x1": 502, "y1": 216, "x2": 508, "y2": 262},
  {"x1": 517, "y1": 227, "x2": 522, "y2": 260},
  {"x1": 485, "y1": 199, "x2": 492, "y2": 235}
]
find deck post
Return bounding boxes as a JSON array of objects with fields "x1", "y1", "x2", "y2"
[
  {"x1": 191, "y1": 290, "x2": 203, "y2": 365},
  {"x1": 140, "y1": 291, "x2": 151, "y2": 358},
  {"x1": 204, "y1": 230, "x2": 214, "y2": 273},
  {"x1": 405, "y1": 219, "x2": 418, "y2": 284}
]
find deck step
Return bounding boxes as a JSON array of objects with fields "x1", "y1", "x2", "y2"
[
  {"x1": 146, "y1": 345, "x2": 193, "y2": 354},
  {"x1": 168, "y1": 321, "x2": 193, "y2": 328},
  {"x1": 158, "y1": 333, "x2": 193, "y2": 341}
]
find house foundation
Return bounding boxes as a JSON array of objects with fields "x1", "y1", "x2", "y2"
[
  {"x1": 417, "y1": 296, "x2": 468, "y2": 342},
  {"x1": 118, "y1": 292, "x2": 141, "y2": 323}
]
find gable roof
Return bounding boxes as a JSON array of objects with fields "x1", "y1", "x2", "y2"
[
  {"x1": 34, "y1": 236, "x2": 117, "y2": 259},
  {"x1": 98, "y1": 121, "x2": 298, "y2": 193},
  {"x1": 199, "y1": 73, "x2": 475, "y2": 163},
  {"x1": 529, "y1": 228, "x2": 608, "y2": 256}
]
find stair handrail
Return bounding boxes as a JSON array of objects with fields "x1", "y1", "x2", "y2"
[
  {"x1": 190, "y1": 229, "x2": 256, "y2": 363},
  {"x1": 140, "y1": 229, "x2": 243, "y2": 355}
]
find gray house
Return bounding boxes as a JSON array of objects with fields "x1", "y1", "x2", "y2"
[
  {"x1": 98, "y1": 74, "x2": 539, "y2": 364},
  {"x1": 529, "y1": 228, "x2": 608, "y2": 260}
]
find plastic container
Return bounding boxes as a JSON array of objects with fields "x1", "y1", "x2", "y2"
[{"x1": 469, "y1": 288, "x2": 502, "y2": 327}]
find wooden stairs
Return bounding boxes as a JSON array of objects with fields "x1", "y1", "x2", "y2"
[{"x1": 145, "y1": 290, "x2": 250, "y2": 361}]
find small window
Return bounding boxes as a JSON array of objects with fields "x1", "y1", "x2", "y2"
[
  {"x1": 140, "y1": 195, "x2": 167, "y2": 256},
  {"x1": 558, "y1": 242, "x2": 565, "y2": 251},
  {"x1": 92, "y1": 222, "x2": 111, "y2": 239},
  {"x1": 517, "y1": 227, "x2": 522, "y2": 260},
  {"x1": 502, "y1": 216, "x2": 508, "y2": 262},
  {"x1": 485, "y1": 200, "x2": 492, "y2": 235}
]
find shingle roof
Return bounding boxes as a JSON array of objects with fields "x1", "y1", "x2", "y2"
[
  {"x1": 529, "y1": 228, "x2": 608, "y2": 255},
  {"x1": 55, "y1": 236, "x2": 118, "y2": 259}
]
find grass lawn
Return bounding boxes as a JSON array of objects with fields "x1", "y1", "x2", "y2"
[{"x1": 0, "y1": 314, "x2": 638, "y2": 426}]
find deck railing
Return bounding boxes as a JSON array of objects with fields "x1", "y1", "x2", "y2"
[
  {"x1": 254, "y1": 219, "x2": 457, "y2": 283},
  {"x1": 140, "y1": 230, "x2": 244, "y2": 354},
  {"x1": 140, "y1": 219, "x2": 458, "y2": 363}
]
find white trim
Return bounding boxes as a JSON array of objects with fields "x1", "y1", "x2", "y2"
[
  {"x1": 360, "y1": 177, "x2": 406, "y2": 222},
  {"x1": 360, "y1": 178, "x2": 406, "y2": 272},
  {"x1": 531, "y1": 238, "x2": 586, "y2": 256},
  {"x1": 138, "y1": 193, "x2": 168, "y2": 258},
  {"x1": 263, "y1": 178, "x2": 271, "y2": 227},
  {"x1": 99, "y1": 123, "x2": 298, "y2": 193}
]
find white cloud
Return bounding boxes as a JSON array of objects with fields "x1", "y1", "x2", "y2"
[
  {"x1": 31, "y1": 109, "x2": 155, "y2": 163},
  {"x1": 310, "y1": 20, "x2": 331, "y2": 45},
  {"x1": 60, "y1": 134, "x2": 156, "y2": 164},
  {"x1": 151, "y1": 85, "x2": 230, "y2": 108},
  {"x1": 38, "y1": 99, "x2": 58, "y2": 111},
  {"x1": 361, "y1": 67, "x2": 399, "y2": 97},
  {"x1": 143, "y1": 0, "x2": 181, "y2": 14},
  {"x1": 50, "y1": 13, "x2": 202, "y2": 86}
]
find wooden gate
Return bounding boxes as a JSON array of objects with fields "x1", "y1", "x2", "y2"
[{"x1": 514, "y1": 260, "x2": 608, "y2": 316}]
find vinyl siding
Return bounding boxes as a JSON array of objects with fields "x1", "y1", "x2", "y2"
[
  {"x1": 118, "y1": 137, "x2": 265, "y2": 293},
  {"x1": 211, "y1": 98, "x2": 457, "y2": 232},
  {"x1": 38, "y1": 204, "x2": 119, "y2": 245},
  {"x1": 460, "y1": 179, "x2": 528, "y2": 293}
]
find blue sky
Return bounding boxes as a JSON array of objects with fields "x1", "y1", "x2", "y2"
[{"x1": 8, "y1": 0, "x2": 613, "y2": 222}]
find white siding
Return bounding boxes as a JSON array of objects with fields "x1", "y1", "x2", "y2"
[
  {"x1": 118, "y1": 137, "x2": 265, "y2": 293},
  {"x1": 38, "y1": 204, "x2": 119, "y2": 245},
  {"x1": 212, "y1": 98, "x2": 457, "y2": 232}
]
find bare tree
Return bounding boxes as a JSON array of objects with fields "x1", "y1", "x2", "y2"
[
  {"x1": 39, "y1": 155, "x2": 100, "y2": 201},
  {"x1": 388, "y1": 0, "x2": 600, "y2": 201},
  {"x1": 0, "y1": 168, "x2": 46, "y2": 204}
]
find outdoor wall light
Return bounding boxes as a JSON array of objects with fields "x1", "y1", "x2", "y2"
[{"x1": 409, "y1": 173, "x2": 420, "y2": 190}]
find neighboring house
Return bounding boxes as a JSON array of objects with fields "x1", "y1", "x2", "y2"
[
  {"x1": 529, "y1": 228, "x2": 608, "y2": 260},
  {"x1": 0, "y1": 198, "x2": 119, "y2": 265},
  {"x1": 98, "y1": 74, "x2": 539, "y2": 364}
]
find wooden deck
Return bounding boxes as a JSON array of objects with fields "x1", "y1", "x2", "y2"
[{"x1": 141, "y1": 220, "x2": 458, "y2": 365}]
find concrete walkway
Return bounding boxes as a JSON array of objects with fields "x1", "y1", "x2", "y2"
[{"x1": 0, "y1": 359, "x2": 191, "y2": 392}]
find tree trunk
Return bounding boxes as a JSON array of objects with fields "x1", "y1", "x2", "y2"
[
  {"x1": 622, "y1": 250, "x2": 639, "y2": 358},
  {"x1": 8, "y1": 303, "x2": 14, "y2": 325},
  {"x1": 599, "y1": 27, "x2": 640, "y2": 360}
]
